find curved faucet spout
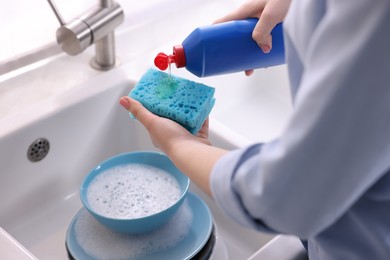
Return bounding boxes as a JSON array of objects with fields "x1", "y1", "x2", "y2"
[{"x1": 47, "y1": 0, "x2": 124, "y2": 70}]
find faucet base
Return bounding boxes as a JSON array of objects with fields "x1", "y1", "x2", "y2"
[{"x1": 90, "y1": 57, "x2": 120, "y2": 71}]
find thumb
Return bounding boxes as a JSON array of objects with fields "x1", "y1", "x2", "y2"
[
  {"x1": 119, "y1": 96, "x2": 156, "y2": 129},
  {"x1": 252, "y1": 0, "x2": 287, "y2": 53},
  {"x1": 252, "y1": 15, "x2": 277, "y2": 53}
]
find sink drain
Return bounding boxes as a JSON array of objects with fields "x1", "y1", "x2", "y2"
[{"x1": 27, "y1": 138, "x2": 50, "y2": 162}]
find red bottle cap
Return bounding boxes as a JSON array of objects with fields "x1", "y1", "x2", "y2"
[
  {"x1": 154, "y1": 45, "x2": 186, "y2": 70},
  {"x1": 154, "y1": 53, "x2": 169, "y2": 70}
]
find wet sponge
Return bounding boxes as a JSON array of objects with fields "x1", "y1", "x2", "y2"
[{"x1": 129, "y1": 69, "x2": 215, "y2": 134}]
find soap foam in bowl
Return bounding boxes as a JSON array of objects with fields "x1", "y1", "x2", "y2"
[{"x1": 80, "y1": 151, "x2": 190, "y2": 235}]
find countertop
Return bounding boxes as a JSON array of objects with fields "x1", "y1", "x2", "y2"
[{"x1": 0, "y1": 227, "x2": 37, "y2": 260}]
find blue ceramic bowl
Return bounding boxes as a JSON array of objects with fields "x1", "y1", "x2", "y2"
[{"x1": 80, "y1": 151, "x2": 190, "y2": 235}]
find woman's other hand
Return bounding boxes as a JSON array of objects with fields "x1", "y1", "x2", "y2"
[{"x1": 215, "y1": 0, "x2": 291, "y2": 76}]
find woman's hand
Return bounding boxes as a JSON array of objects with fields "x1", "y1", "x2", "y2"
[
  {"x1": 119, "y1": 97, "x2": 210, "y2": 153},
  {"x1": 215, "y1": 0, "x2": 291, "y2": 76},
  {"x1": 119, "y1": 96, "x2": 227, "y2": 197}
]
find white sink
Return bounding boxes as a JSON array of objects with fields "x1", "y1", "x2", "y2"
[
  {"x1": 0, "y1": 63, "x2": 279, "y2": 259},
  {"x1": 0, "y1": 0, "x2": 307, "y2": 257}
]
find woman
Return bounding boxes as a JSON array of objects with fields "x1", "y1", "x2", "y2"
[{"x1": 120, "y1": 0, "x2": 390, "y2": 258}]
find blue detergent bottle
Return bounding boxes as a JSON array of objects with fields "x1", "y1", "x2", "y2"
[{"x1": 154, "y1": 19, "x2": 285, "y2": 77}]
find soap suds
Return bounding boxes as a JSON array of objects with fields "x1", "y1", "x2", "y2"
[
  {"x1": 74, "y1": 201, "x2": 193, "y2": 259},
  {"x1": 86, "y1": 163, "x2": 181, "y2": 219}
]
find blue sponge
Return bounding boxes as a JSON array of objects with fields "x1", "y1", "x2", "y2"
[{"x1": 129, "y1": 68, "x2": 215, "y2": 134}]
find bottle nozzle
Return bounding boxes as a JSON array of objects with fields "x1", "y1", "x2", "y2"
[
  {"x1": 154, "y1": 45, "x2": 186, "y2": 71},
  {"x1": 154, "y1": 53, "x2": 170, "y2": 70}
]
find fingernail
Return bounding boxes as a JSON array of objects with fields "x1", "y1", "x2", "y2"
[
  {"x1": 261, "y1": 44, "x2": 271, "y2": 53},
  {"x1": 119, "y1": 97, "x2": 131, "y2": 109}
]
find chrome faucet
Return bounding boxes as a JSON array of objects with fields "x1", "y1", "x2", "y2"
[{"x1": 47, "y1": 0, "x2": 124, "y2": 70}]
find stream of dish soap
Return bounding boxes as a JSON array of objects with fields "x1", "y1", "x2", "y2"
[{"x1": 156, "y1": 63, "x2": 178, "y2": 99}]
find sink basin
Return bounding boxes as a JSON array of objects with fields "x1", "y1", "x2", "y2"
[
  {"x1": 0, "y1": 0, "x2": 310, "y2": 257},
  {"x1": 0, "y1": 64, "x2": 278, "y2": 259}
]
